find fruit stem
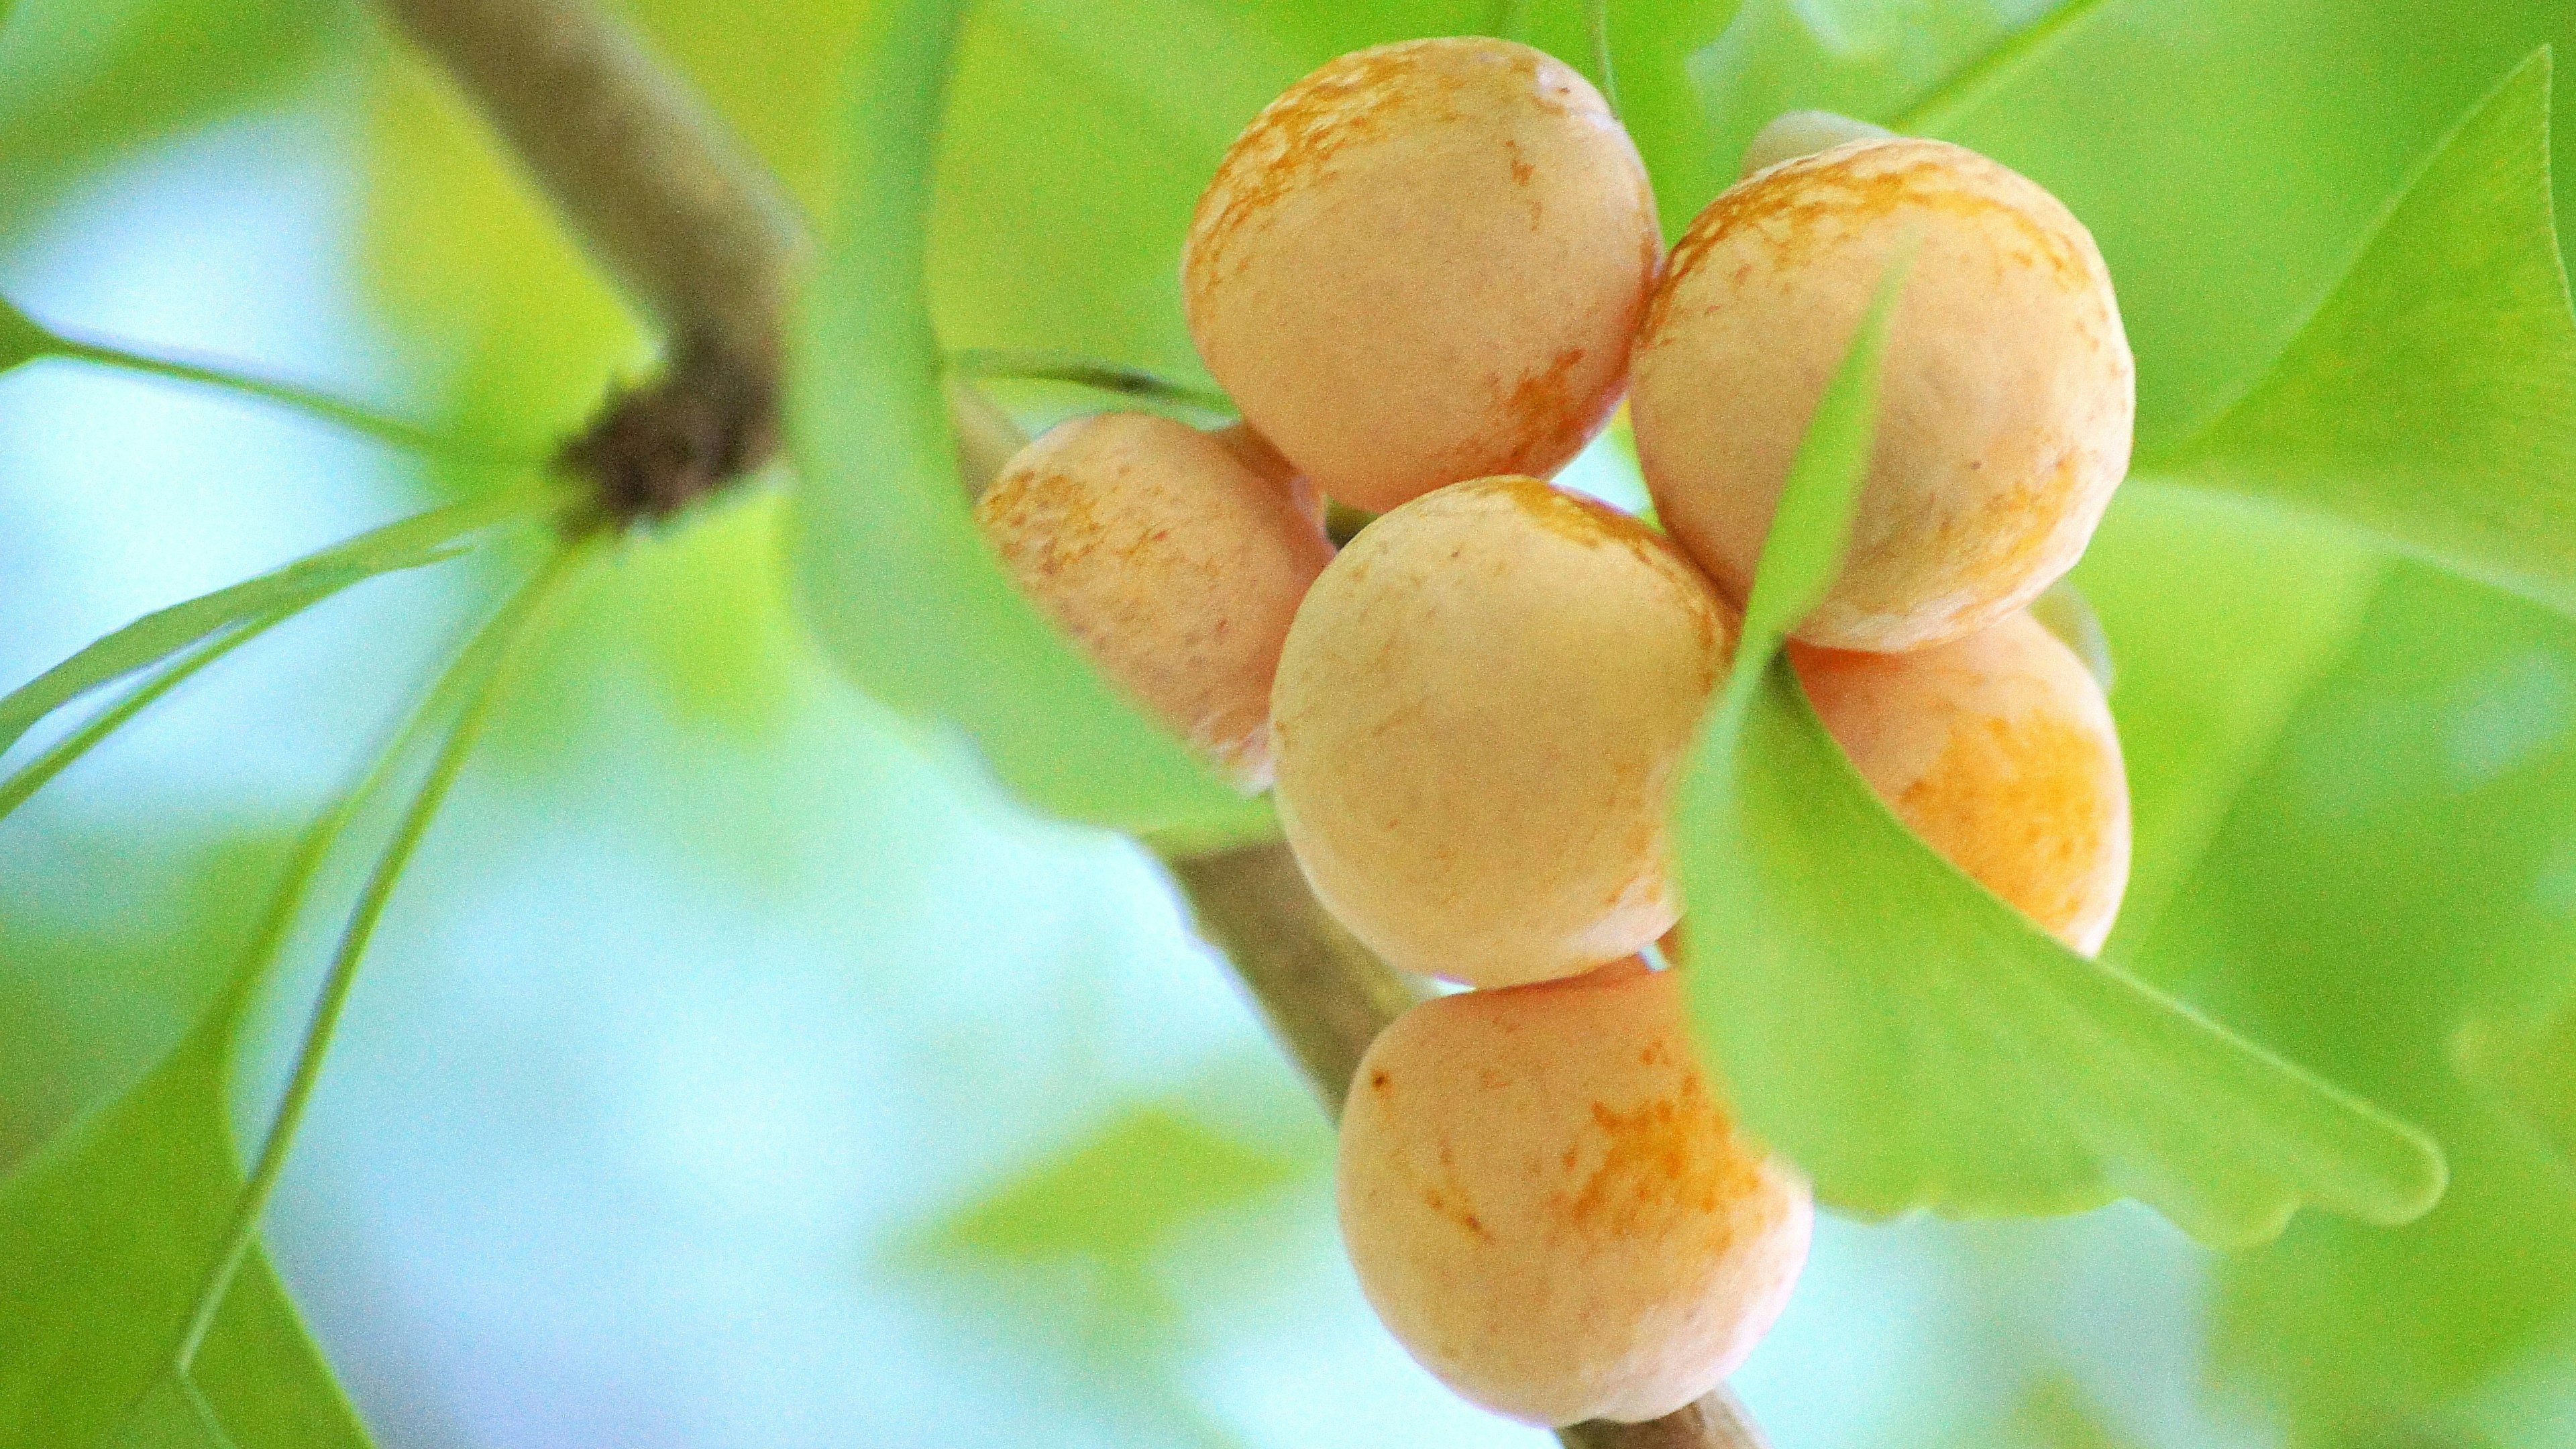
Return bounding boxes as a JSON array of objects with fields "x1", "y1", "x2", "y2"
[{"x1": 370, "y1": 0, "x2": 809, "y2": 524}]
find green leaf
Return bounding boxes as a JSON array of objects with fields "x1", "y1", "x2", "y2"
[
  {"x1": 0, "y1": 611, "x2": 286, "y2": 828},
  {"x1": 934, "y1": 1102, "x2": 1303, "y2": 1269},
  {"x1": 0, "y1": 488, "x2": 553, "y2": 763},
  {"x1": 2115, "y1": 564, "x2": 2576, "y2": 1425},
  {"x1": 2155, "y1": 51, "x2": 2576, "y2": 615},
  {"x1": 0, "y1": 987, "x2": 364, "y2": 1448},
  {"x1": 0, "y1": 294, "x2": 49, "y2": 374},
  {"x1": 1688, "y1": 0, "x2": 2068, "y2": 192},
  {"x1": 0, "y1": 545, "x2": 583, "y2": 1449},
  {"x1": 2457, "y1": 1002, "x2": 2576, "y2": 1171},
  {"x1": 1672, "y1": 256, "x2": 2447, "y2": 1246},
  {"x1": 2070, "y1": 486, "x2": 2387, "y2": 959},
  {"x1": 789, "y1": 0, "x2": 1265, "y2": 836}
]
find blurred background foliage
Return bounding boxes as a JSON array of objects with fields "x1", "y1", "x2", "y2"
[{"x1": 3, "y1": 0, "x2": 2575, "y2": 1446}]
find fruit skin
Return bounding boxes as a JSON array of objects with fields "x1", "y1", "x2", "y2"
[
  {"x1": 1338, "y1": 961, "x2": 1813, "y2": 1426},
  {"x1": 1633, "y1": 136, "x2": 2134, "y2": 653},
  {"x1": 1792, "y1": 608, "x2": 2132, "y2": 955},
  {"x1": 974, "y1": 411, "x2": 1334, "y2": 788},
  {"x1": 1183, "y1": 36, "x2": 1660, "y2": 514},
  {"x1": 1271, "y1": 476, "x2": 1736, "y2": 987}
]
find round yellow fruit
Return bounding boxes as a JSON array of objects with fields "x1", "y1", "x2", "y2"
[
  {"x1": 1633, "y1": 136, "x2": 2133, "y2": 652},
  {"x1": 1792, "y1": 608, "x2": 2132, "y2": 953},
  {"x1": 1271, "y1": 477, "x2": 1735, "y2": 987},
  {"x1": 1338, "y1": 961, "x2": 1813, "y2": 1426},
  {"x1": 975, "y1": 411, "x2": 1334, "y2": 788},
  {"x1": 1184, "y1": 37, "x2": 1660, "y2": 513}
]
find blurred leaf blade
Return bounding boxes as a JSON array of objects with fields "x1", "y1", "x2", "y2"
[
  {"x1": 2074, "y1": 487, "x2": 2388, "y2": 959},
  {"x1": 2456, "y1": 1001, "x2": 2576, "y2": 1174},
  {"x1": 2136, "y1": 565, "x2": 2576, "y2": 1427},
  {"x1": 1674, "y1": 256, "x2": 2446, "y2": 1246},
  {"x1": 0, "y1": 1013, "x2": 366, "y2": 1448},
  {"x1": 0, "y1": 490, "x2": 548, "y2": 761},
  {"x1": 788, "y1": 0, "x2": 1263, "y2": 836},
  {"x1": 2157, "y1": 50, "x2": 2576, "y2": 614},
  {"x1": 0, "y1": 294, "x2": 48, "y2": 374}
]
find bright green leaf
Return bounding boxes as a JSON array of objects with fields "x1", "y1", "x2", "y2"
[
  {"x1": 0, "y1": 488, "x2": 553, "y2": 763},
  {"x1": 2155, "y1": 51, "x2": 2576, "y2": 615},
  {"x1": 2457, "y1": 1002, "x2": 2576, "y2": 1171},
  {"x1": 0, "y1": 1002, "x2": 363, "y2": 1448},
  {"x1": 1672, "y1": 256, "x2": 2446, "y2": 1246},
  {"x1": 790, "y1": 0, "x2": 1267, "y2": 837}
]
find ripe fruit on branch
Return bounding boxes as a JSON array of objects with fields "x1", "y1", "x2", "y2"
[
  {"x1": 974, "y1": 411, "x2": 1334, "y2": 788},
  {"x1": 1792, "y1": 609, "x2": 2132, "y2": 954},
  {"x1": 1633, "y1": 136, "x2": 2134, "y2": 653},
  {"x1": 1337, "y1": 961, "x2": 1813, "y2": 1426},
  {"x1": 1183, "y1": 37, "x2": 1660, "y2": 513},
  {"x1": 1271, "y1": 477, "x2": 1736, "y2": 987}
]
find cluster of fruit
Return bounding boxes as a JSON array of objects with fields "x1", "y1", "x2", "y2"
[{"x1": 973, "y1": 35, "x2": 2135, "y2": 1429}]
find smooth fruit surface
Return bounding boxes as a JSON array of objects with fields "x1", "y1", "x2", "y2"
[
  {"x1": 975, "y1": 411, "x2": 1334, "y2": 788},
  {"x1": 1338, "y1": 961, "x2": 1813, "y2": 1426},
  {"x1": 1272, "y1": 477, "x2": 1735, "y2": 987},
  {"x1": 1792, "y1": 609, "x2": 2132, "y2": 954},
  {"x1": 1183, "y1": 37, "x2": 1660, "y2": 513},
  {"x1": 1633, "y1": 136, "x2": 2134, "y2": 652}
]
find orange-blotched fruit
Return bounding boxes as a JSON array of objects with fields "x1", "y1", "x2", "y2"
[
  {"x1": 1183, "y1": 36, "x2": 1660, "y2": 514},
  {"x1": 1338, "y1": 961, "x2": 1813, "y2": 1426},
  {"x1": 974, "y1": 411, "x2": 1336, "y2": 788},
  {"x1": 1271, "y1": 477, "x2": 1737, "y2": 987},
  {"x1": 1633, "y1": 136, "x2": 2134, "y2": 653},
  {"x1": 1792, "y1": 608, "x2": 2132, "y2": 954}
]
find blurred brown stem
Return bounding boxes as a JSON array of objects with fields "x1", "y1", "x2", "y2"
[
  {"x1": 370, "y1": 0, "x2": 809, "y2": 522},
  {"x1": 375, "y1": 1, "x2": 1767, "y2": 1443}
]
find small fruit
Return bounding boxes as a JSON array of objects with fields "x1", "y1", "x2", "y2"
[
  {"x1": 1792, "y1": 608, "x2": 2131, "y2": 954},
  {"x1": 975, "y1": 411, "x2": 1334, "y2": 788},
  {"x1": 1338, "y1": 961, "x2": 1813, "y2": 1426},
  {"x1": 1633, "y1": 136, "x2": 2134, "y2": 653},
  {"x1": 1183, "y1": 37, "x2": 1660, "y2": 513},
  {"x1": 1272, "y1": 477, "x2": 1735, "y2": 987}
]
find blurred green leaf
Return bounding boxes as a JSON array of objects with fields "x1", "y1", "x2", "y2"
[
  {"x1": 1937, "y1": 1, "x2": 2576, "y2": 446},
  {"x1": 1689, "y1": 0, "x2": 2059, "y2": 186},
  {"x1": 936, "y1": 1102, "x2": 1302, "y2": 1270},
  {"x1": 2128, "y1": 565, "x2": 2576, "y2": 1430},
  {"x1": 2072, "y1": 487, "x2": 2387, "y2": 959},
  {"x1": 0, "y1": 490, "x2": 549, "y2": 768},
  {"x1": 2155, "y1": 52, "x2": 2576, "y2": 616},
  {"x1": 0, "y1": 294, "x2": 46, "y2": 373},
  {"x1": 906, "y1": 1095, "x2": 1310, "y2": 1449},
  {"x1": 2004, "y1": 1373, "x2": 2144, "y2": 1449},
  {"x1": 0, "y1": 967, "x2": 364, "y2": 1448},
  {"x1": 0, "y1": 610, "x2": 290, "y2": 827},
  {"x1": 2457, "y1": 1002, "x2": 2576, "y2": 1172},
  {"x1": 791, "y1": 0, "x2": 1269, "y2": 837},
  {"x1": 1673, "y1": 257, "x2": 2445, "y2": 1246},
  {"x1": 0, "y1": 0, "x2": 337, "y2": 232}
]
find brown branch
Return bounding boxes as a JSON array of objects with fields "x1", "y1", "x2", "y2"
[
  {"x1": 375, "y1": 2, "x2": 1768, "y2": 1442},
  {"x1": 1162, "y1": 841, "x2": 1433, "y2": 1118},
  {"x1": 1163, "y1": 842, "x2": 1768, "y2": 1449},
  {"x1": 370, "y1": 0, "x2": 810, "y2": 523}
]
